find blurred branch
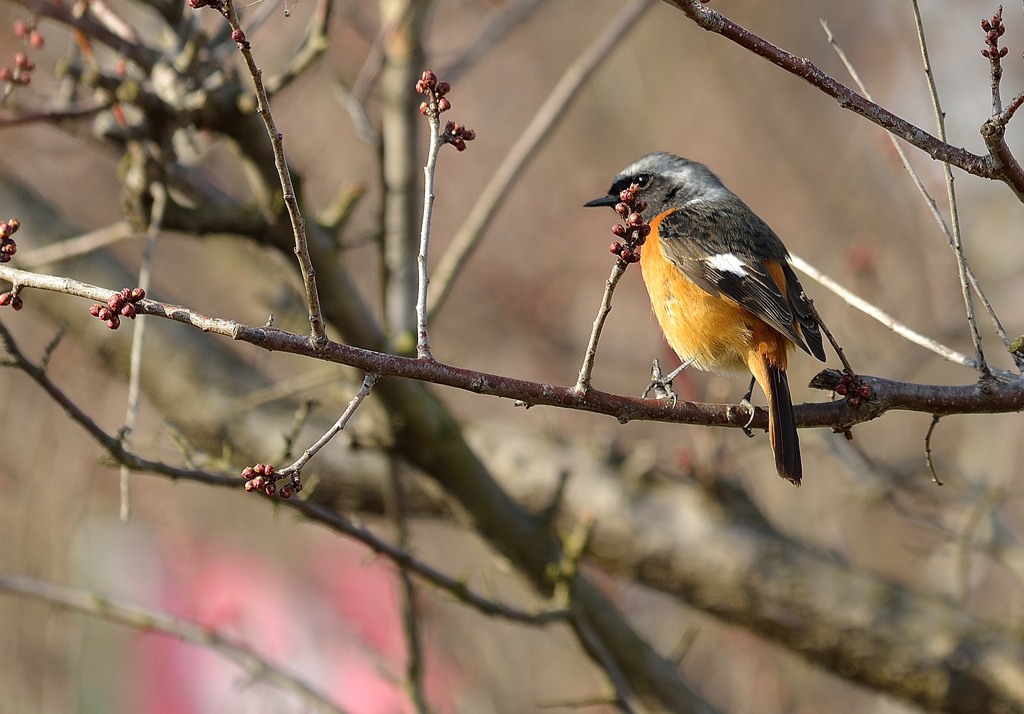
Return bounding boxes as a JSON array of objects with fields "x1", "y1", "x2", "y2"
[
  {"x1": 264, "y1": 0, "x2": 334, "y2": 95},
  {"x1": 439, "y1": 0, "x2": 546, "y2": 82},
  {"x1": 428, "y1": 0, "x2": 654, "y2": 318},
  {"x1": 380, "y1": 0, "x2": 430, "y2": 350},
  {"x1": 119, "y1": 179, "x2": 166, "y2": 522},
  {"x1": 16, "y1": 222, "x2": 137, "y2": 268},
  {"x1": 0, "y1": 571, "x2": 348, "y2": 714},
  {"x1": 388, "y1": 463, "x2": 430, "y2": 714},
  {"x1": 0, "y1": 315, "x2": 569, "y2": 629},
  {"x1": 580, "y1": 476, "x2": 1024, "y2": 713},
  {"x1": 660, "y1": 0, "x2": 1024, "y2": 200},
  {"x1": 8, "y1": 0, "x2": 159, "y2": 70},
  {"x1": 0, "y1": 100, "x2": 114, "y2": 126}
]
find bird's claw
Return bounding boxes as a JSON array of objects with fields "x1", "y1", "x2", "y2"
[
  {"x1": 642, "y1": 359, "x2": 678, "y2": 406},
  {"x1": 739, "y1": 398, "x2": 756, "y2": 438}
]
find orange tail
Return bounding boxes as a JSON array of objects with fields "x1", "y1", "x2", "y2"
[{"x1": 749, "y1": 354, "x2": 802, "y2": 485}]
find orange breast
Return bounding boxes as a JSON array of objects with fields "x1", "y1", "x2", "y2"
[{"x1": 640, "y1": 211, "x2": 790, "y2": 375}]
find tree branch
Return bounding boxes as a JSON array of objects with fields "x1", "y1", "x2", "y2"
[{"x1": 659, "y1": 0, "x2": 1024, "y2": 199}]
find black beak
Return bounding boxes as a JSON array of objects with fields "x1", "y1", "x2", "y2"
[{"x1": 583, "y1": 194, "x2": 619, "y2": 209}]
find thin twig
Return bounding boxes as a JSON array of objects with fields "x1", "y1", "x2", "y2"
[
  {"x1": 415, "y1": 78, "x2": 445, "y2": 360},
  {"x1": 0, "y1": 572, "x2": 347, "y2": 714},
  {"x1": 820, "y1": 20, "x2": 1015, "y2": 363},
  {"x1": 220, "y1": 0, "x2": 327, "y2": 345},
  {"x1": 909, "y1": 0, "x2": 989, "y2": 377},
  {"x1": 923, "y1": 414, "x2": 943, "y2": 486},
  {"x1": 574, "y1": 260, "x2": 628, "y2": 394},
  {"x1": 427, "y1": 0, "x2": 654, "y2": 319},
  {"x1": 278, "y1": 373, "x2": 379, "y2": 479},
  {"x1": 120, "y1": 181, "x2": 166, "y2": 523},
  {"x1": 789, "y1": 254, "x2": 1016, "y2": 382}
]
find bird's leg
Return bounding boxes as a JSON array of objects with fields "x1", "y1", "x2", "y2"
[
  {"x1": 642, "y1": 358, "x2": 692, "y2": 406},
  {"x1": 739, "y1": 375, "x2": 756, "y2": 437}
]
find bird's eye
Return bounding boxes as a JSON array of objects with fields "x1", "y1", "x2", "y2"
[{"x1": 635, "y1": 174, "x2": 651, "y2": 188}]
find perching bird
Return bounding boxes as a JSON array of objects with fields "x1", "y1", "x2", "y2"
[{"x1": 585, "y1": 152, "x2": 826, "y2": 484}]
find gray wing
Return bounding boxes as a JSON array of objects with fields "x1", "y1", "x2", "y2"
[{"x1": 657, "y1": 200, "x2": 825, "y2": 361}]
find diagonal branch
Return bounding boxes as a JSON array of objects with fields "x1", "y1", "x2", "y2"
[
  {"x1": 659, "y1": 0, "x2": 1024, "y2": 199},
  {"x1": 0, "y1": 572, "x2": 347, "y2": 714}
]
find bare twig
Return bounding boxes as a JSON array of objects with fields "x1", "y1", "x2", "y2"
[
  {"x1": 414, "y1": 81, "x2": 444, "y2": 360},
  {"x1": 428, "y1": 0, "x2": 654, "y2": 318},
  {"x1": 819, "y1": 21, "x2": 1015, "y2": 365},
  {"x1": 574, "y1": 260, "x2": 628, "y2": 394},
  {"x1": 924, "y1": 414, "x2": 943, "y2": 486},
  {"x1": 277, "y1": 373, "x2": 379, "y2": 479},
  {"x1": 909, "y1": 0, "x2": 989, "y2": 378},
  {"x1": 790, "y1": 255, "x2": 1017, "y2": 382},
  {"x1": 219, "y1": 0, "x2": 327, "y2": 345},
  {"x1": 0, "y1": 572, "x2": 347, "y2": 714}
]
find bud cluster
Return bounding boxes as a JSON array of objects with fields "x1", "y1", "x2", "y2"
[
  {"x1": 0, "y1": 217, "x2": 21, "y2": 263},
  {"x1": 981, "y1": 9, "x2": 1009, "y2": 60},
  {"x1": 241, "y1": 462, "x2": 302, "y2": 499},
  {"x1": 607, "y1": 184, "x2": 650, "y2": 265},
  {"x1": 0, "y1": 290, "x2": 23, "y2": 311},
  {"x1": 833, "y1": 371, "x2": 871, "y2": 407},
  {"x1": 1, "y1": 20, "x2": 42, "y2": 87},
  {"x1": 415, "y1": 70, "x2": 452, "y2": 115},
  {"x1": 187, "y1": 0, "x2": 224, "y2": 10},
  {"x1": 88, "y1": 287, "x2": 146, "y2": 330},
  {"x1": 416, "y1": 69, "x2": 476, "y2": 151},
  {"x1": 441, "y1": 121, "x2": 476, "y2": 152}
]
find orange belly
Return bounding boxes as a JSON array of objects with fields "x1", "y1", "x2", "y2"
[{"x1": 640, "y1": 215, "x2": 790, "y2": 375}]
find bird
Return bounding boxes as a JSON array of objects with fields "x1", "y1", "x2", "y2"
[{"x1": 584, "y1": 152, "x2": 826, "y2": 484}]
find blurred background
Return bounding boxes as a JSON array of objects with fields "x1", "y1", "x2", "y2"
[{"x1": 1, "y1": 1, "x2": 1023, "y2": 712}]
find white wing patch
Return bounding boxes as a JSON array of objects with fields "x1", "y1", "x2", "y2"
[{"x1": 706, "y1": 252, "x2": 748, "y2": 276}]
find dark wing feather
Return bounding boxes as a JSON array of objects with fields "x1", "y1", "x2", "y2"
[{"x1": 656, "y1": 199, "x2": 824, "y2": 360}]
